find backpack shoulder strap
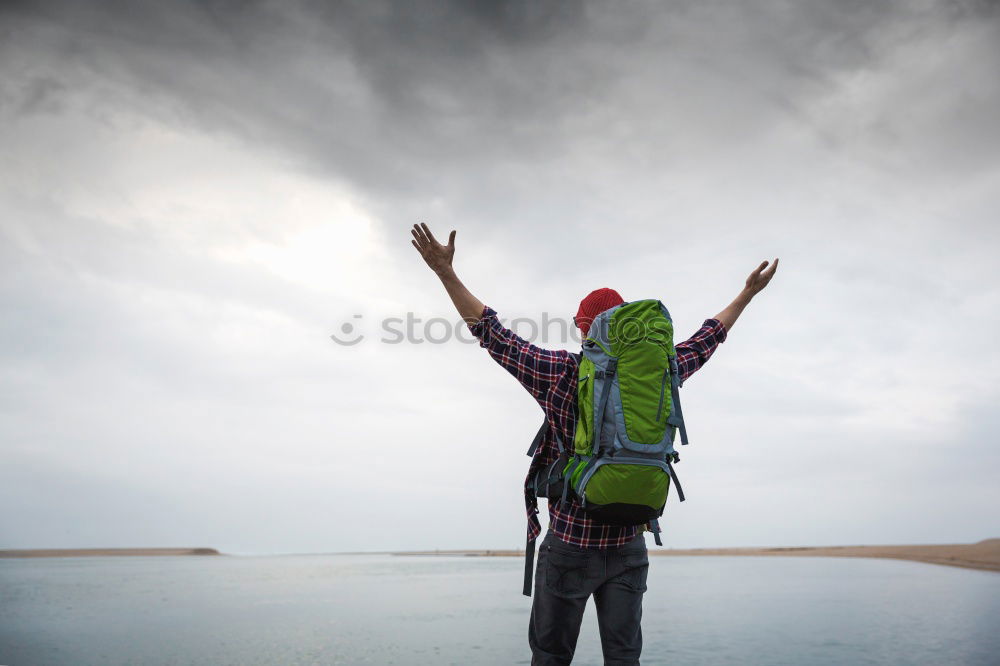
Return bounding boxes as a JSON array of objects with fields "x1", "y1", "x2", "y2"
[
  {"x1": 666, "y1": 355, "x2": 689, "y2": 446},
  {"x1": 526, "y1": 418, "x2": 549, "y2": 457},
  {"x1": 522, "y1": 530, "x2": 537, "y2": 597},
  {"x1": 649, "y1": 518, "x2": 664, "y2": 546}
]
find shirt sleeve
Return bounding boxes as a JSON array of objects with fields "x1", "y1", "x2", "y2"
[
  {"x1": 675, "y1": 318, "x2": 728, "y2": 385},
  {"x1": 467, "y1": 305, "x2": 573, "y2": 404}
]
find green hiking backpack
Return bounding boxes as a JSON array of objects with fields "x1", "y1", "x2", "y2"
[
  {"x1": 529, "y1": 299, "x2": 688, "y2": 538},
  {"x1": 522, "y1": 299, "x2": 689, "y2": 596}
]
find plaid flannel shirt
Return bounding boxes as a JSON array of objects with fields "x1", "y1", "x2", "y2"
[{"x1": 468, "y1": 304, "x2": 728, "y2": 549}]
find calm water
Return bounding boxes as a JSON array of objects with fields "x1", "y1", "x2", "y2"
[{"x1": 1, "y1": 553, "x2": 998, "y2": 665}]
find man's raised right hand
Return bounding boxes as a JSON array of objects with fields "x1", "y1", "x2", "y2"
[{"x1": 411, "y1": 222, "x2": 456, "y2": 276}]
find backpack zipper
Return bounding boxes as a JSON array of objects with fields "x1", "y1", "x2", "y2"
[{"x1": 655, "y1": 367, "x2": 669, "y2": 421}]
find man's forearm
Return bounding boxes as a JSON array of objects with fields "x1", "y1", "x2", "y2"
[
  {"x1": 713, "y1": 289, "x2": 753, "y2": 332},
  {"x1": 436, "y1": 267, "x2": 486, "y2": 325}
]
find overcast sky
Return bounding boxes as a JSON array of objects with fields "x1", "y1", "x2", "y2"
[{"x1": 1, "y1": 0, "x2": 998, "y2": 554}]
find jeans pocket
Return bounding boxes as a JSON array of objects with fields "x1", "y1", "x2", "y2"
[
  {"x1": 613, "y1": 552, "x2": 649, "y2": 592},
  {"x1": 543, "y1": 547, "x2": 590, "y2": 599}
]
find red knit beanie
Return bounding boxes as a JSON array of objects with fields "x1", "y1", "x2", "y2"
[{"x1": 575, "y1": 288, "x2": 625, "y2": 338}]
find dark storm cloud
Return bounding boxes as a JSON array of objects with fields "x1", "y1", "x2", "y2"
[
  {"x1": 0, "y1": 0, "x2": 994, "y2": 286},
  {"x1": 9, "y1": 0, "x2": 997, "y2": 215},
  {"x1": 8, "y1": 0, "x2": 996, "y2": 259},
  {"x1": 1, "y1": 1, "x2": 586, "y2": 197}
]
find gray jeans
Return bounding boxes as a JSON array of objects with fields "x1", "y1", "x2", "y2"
[{"x1": 529, "y1": 531, "x2": 649, "y2": 666}]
